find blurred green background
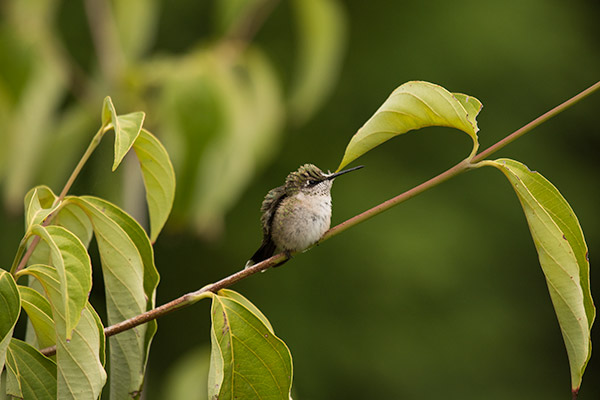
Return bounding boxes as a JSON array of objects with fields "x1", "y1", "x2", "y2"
[{"x1": 1, "y1": 0, "x2": 599, "y2": 399}]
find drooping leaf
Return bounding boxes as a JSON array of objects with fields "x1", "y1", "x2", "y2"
[
  {"x1": 0, "y1": 271, "x2": 20, "y2": 372},
  {"x1": 5, "y1": 339, "x2": 57, "y2": 400},
  {"x1": 68, "y1": 196, "x2": 152, "y2": 398},
  {"x1": 133, "y1": 128, "x2": 176, "y2": 243},
  {"x1": 289, "y1": 0, "x2": 347, "y2": 125},
  {"x1": 484, "y1": 158, "x2": 594, "y2": 393},
  {"x1": 77, "y1": 195, "x2": 158, "y2": 372},
  {"x1": 26, "y1": 225, "x2": 92, "y2": 340},
  {"x1": 18, "y1": 285, "x2": 55, "y2": 349},
  {"x1": 18, "y1": 265, "x2": 106, "y2": 399},
  {"x1": 87, "y1": 301, "x2": 106, "y2": 367},
  {"x1": 53, "y1": 203, "x2": 94, "y2": 248},
  {"x1": 337, "y1": 81, "x2": 482, "y2": 170},
  {"x1": 209, "y1": 290, "x2": 293, "y2": 400},
  {"x1": 102, "y1": 96, "x2": 146, "y2": 171}
]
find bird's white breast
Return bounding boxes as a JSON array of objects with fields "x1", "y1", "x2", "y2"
[{"x1": 271, "y1": 192, "x2": 332, "y2": 253}]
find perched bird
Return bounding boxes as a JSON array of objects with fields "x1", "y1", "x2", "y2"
[{"x1": 246, "y1": 163, "x2": 363, "y2": 267}]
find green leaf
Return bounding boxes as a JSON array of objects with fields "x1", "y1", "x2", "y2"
[
  {"x1": 26, "y1": 225, "x2": 92, "y2": 341},
  {"x1": 24, "y1": 186, "x2": 59, "y2": 229},
  {"x1": 133, "y1": 128, "x2": 176, "y2": 243},
  {"x1": 18, "y1": 285, "x2": 55, "y2": 349},
  {"x1": 102, "y1": 96, "x2": 116, "y2": 128},
  {"x1": 5, "y1": 339, "x2": 57, "y2": 400},
  {"x1": 0, "y1": 271, "x2": 20, "y2": 373},
  {"x1": 453, "y1": 93, "x2": 483, "y2": 134},
  {"x1": 53, "y1": 203, "x2": 94, "y2": 248},
  {"x1": 23, "y1": 185, "x2": 93, "y2": 249},
  {"x1": 484, "y1": 158, "x2": 594, "y2": 392},
  {"x1": 68, "y1": 196, "x2": 154, "y2": 398},
  {"x1": 209, "y1": 290, "x2": 293, "y2": 400},
  {"x1": 102, "y1": 96, "x2": 146, "y2": 171},
  {"x1": 18, "y1": 265, "x2": 106, "y2": 399},
  {"x1": 77, "y1": 195, "x2": 158, "y2": 370},
  {"x1": 289, "y1": 0, "x2": 347, "y2": 125},
  {"x1": 337, "y1": 81, "x2": 482, "y2": 171}
]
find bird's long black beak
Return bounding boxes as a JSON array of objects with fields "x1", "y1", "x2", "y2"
[{"x1": 325, "y1": 165, "x2": 364, "y2": 180}]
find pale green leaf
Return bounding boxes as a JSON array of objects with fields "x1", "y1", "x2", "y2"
[
  {"x1": 289, "y1": 0, "x2": 347, "y2": 125},
  {"x1": 26, "y1": 225, "x2": 92, "y2": 340},
  {"x1": 133, "y1": 128, "x2": 176, "y2": 243},
  {"x1": 5, "y1": 339, "x2": 57, "y2": 400},
  {"x1": 78, "y1": 195, "x2": 158, "y2": 369},
  {"x1": 0, "y1": 271, "x2": 20, "y2": 373},
  {"x1": 53, "y1": 203, "x2": 94, "y2": 248},
  {"x1": 485, "y1": 158, "x2": 594, "y2": 392},
  {"x1": 24, "y1": 186, "x2": 59, "y2": 229},
  {"x1": 102, "y1": 96, "x2": 146, "y2": 171},
  {"x1": 209, "y1": 290, "x2": 293, "y2": 400},
  {"x1": 337, "y1": 81, "x2": 482, "y2": 170},
  {"x1": 18, "y1": 265, "x2": 106, "y2": 399},
  {"x1": 23, "y1": 186, "x2": 93, "y2": 249},
  {"x1": 112, "y1": 112, "x2": 145, "y2": 171},
  {"x1": 453, "y1": 93, "x2": 483, "y2": 134},
  {"x1": 102, "y1": 96, "x2": 116, "y2": 128},
  {"x1": 18, "y1": 285, "x2": 55, "y2": 349},
  {"x1": 68, "y1": 196, "x2": 152, "y2": 398}
]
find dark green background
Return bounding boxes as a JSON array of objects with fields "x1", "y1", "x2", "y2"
[{"x1": 1, "y1": 0, "x2": 599, "y2": 399}]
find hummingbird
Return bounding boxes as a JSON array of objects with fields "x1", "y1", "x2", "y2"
[{"x1": 246, "y1": 163, "x2": 364, "y2": 267}]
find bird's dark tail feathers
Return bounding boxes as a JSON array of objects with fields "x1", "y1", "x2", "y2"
[{"x1": 245, "y1": 238, "x2": 277, "y2": 268}]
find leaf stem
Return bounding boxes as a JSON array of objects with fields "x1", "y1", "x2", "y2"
[
  {"x1": 37, "y1": 80, "x2": 600, "y2": 357},
  {"x1": 13, "y1": 126, "x2": 108, "y2": 275},
  {"x1": 57, "y1": 126, "x2": 108, "y2": 202}
]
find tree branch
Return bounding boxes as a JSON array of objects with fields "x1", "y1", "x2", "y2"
[{"x1": 38, "y1": 79, "x2": 600, "y2": 357}]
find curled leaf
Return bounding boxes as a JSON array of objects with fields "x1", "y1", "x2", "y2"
[
  {"x1": 337, "y1": 81, "x2": 482, "y2": 170},
  {"x1": 102, "y1": 96, "x2": 146, "y2": 171}
]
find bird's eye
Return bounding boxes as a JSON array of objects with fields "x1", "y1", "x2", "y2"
[{"x1": 306, "y1": 180, "x2": 316, "y2": 186}]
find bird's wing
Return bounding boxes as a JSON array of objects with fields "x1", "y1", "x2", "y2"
[{"x1": 260, "y1": 184, "x2": 287, "y2": 236}]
